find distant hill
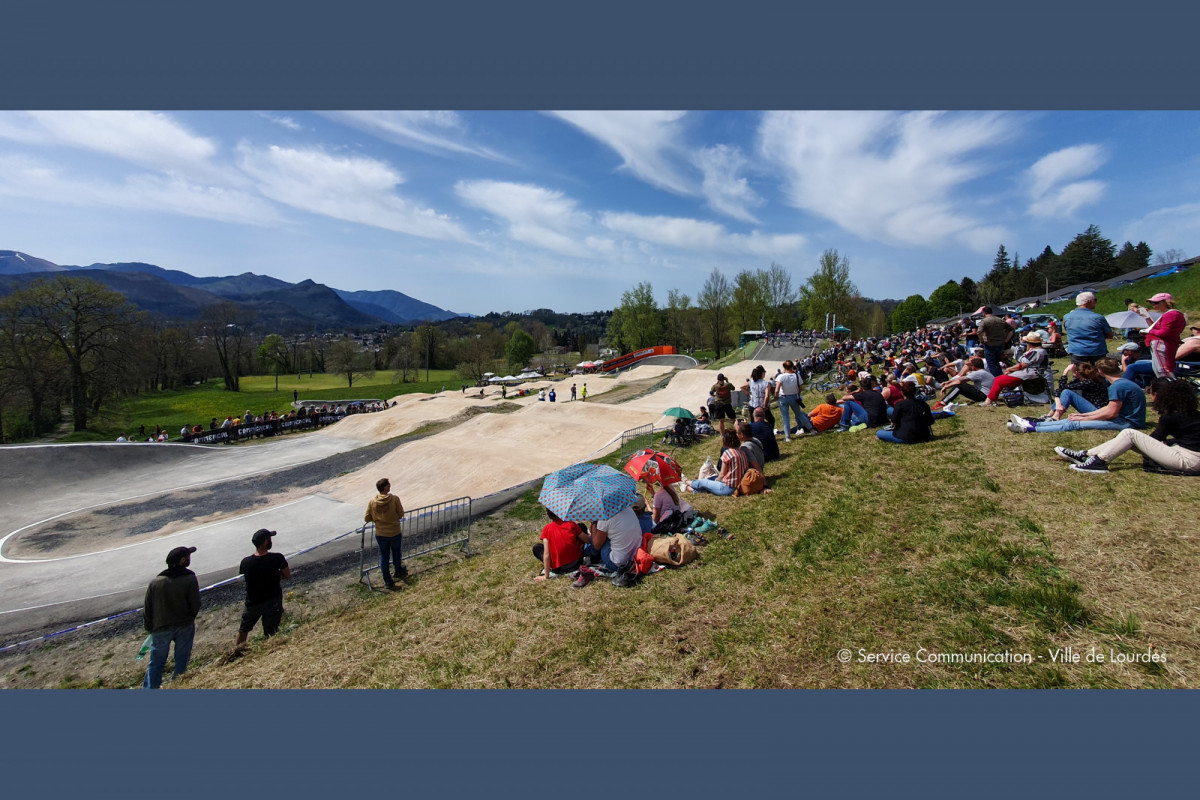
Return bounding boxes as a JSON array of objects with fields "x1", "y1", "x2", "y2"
[
  {"x1": 333, "y1": 288, "x2": 462, "y2": 324},
  {"x1": 0, "y1": 250, "x2": 70, "y2": 276},
  {"x1": 0, "y1": 250, "x2": 460, "y2": 330}
]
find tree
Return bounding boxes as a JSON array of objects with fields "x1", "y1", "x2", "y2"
[
  {"x1": 763, "y1": 262, "x2": 798, "y2": 330},
  {"x1": 664, "y1": 289, "x2": 691, "y2": 350},
  {"x1": 730, "y1": 269, "x2": 771, "y2": 333},
  {"x1": 926, "y1": 280, "x2": 970, "y2": 320},
  {"x1": 1154, "y1": 247, "x2": 1186, "y2": 266},
  {"x1": 19, "y1": 277, "x2": 140, "y2": 431},
  {"x1": 959, "y1": 276, "x2": 979, "y2": 309},
  {"x1": 506, "y1": 328, "x2": 537, "y2": 369},
  {"x1": 326, "y1": 338, "x2": 374, "y2": 388},
  {"x1": 454, "y1": 322, "x2": 504, "y2": 385},
  {"x1": 889, "y1": 294, "x2": 930, "y2": 333},
  {"x1": 698, "y1": 269, "x2": 731, "y2": 358},
  {"x1": 0, "y1": 292, "x2": 69, "y2": 438},
  {"x1": 1057, "y1": 224, "x2": 1115, "y2": 286},
  {"x1": 202, "y1": 301, "x2": 256, "y2": 392},
  {"x1": 799, "y1": 249, "x2": 858, "y2": 330},
  {"x1": 610, "y1": 282, "x2": 661, "y2": 352},
  {"x1": 1114, "y1": 241, "x2": 1151, "y2": 276},
  {"x1": 257, "y1": 334, "x2": 290, "y2": 391}
]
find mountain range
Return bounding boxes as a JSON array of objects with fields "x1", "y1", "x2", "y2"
[{"x1": 0, "y1": 251, "x2": 462, "y2": 330}]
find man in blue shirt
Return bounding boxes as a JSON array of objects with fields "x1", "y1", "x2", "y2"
[
  {"x1": 1007, "y1": 358, "x2": 1144, "y2": 433},
  {"x1": 1062, "y1": 292, "x2": 1112, "y2": 365}
]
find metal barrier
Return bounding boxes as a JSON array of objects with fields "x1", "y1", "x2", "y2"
[
  {"x1": 358, "y1": 496, "x2": 473, "y2": 590},
  {"x1": 618, "y1": 422, "x2": 657, "y2": 458}
]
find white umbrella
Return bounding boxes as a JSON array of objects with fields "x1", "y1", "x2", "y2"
[{"x1": 1106, "y1": 310, "x2": 1160, "y2": 328}]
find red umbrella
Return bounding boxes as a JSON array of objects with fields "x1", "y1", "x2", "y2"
[{"x1": 624, "y1": 448, "x2": 683, "y2": 485}]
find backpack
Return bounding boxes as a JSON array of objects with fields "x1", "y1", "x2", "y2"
[
  {"x1": 648, "y1": 534, "x2": 699, "y2": 566},
  {"x1": 735, "y1": 467, "x2": 766, "y2": 496}
]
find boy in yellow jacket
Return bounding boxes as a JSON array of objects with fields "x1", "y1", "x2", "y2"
[{"x1": 365, "y1": 478, "x2": 406, "y2": 590}]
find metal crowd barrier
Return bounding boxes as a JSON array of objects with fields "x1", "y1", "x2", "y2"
[
  {"x1": 358, "y1": 496, "x2": 473, "y2": 590},
  {"x1": 618, "y1": 422, "x2": 656, "y2": 458}
]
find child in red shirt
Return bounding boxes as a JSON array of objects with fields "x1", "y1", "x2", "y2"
[{"x1": 533, "y1": 510, "x2": 585, "y2": 580}]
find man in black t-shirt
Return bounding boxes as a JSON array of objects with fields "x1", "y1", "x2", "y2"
[{"x1": 235, "y1": 528, "x2": 291, "y2": 647}]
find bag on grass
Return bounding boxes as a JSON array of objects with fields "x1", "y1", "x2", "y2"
[
  {"x1": 648, "y1": 533, "x2": 698, "y2": 566},
  {"x1": 1000, "y1": 389, "x2": 1025, "y2": 407},
  {"x1": 735, "y1": 467, "x2": 766, "y2": 496},
  {"x1": 697, "y1": 457, "x2": 718, "y2": 480}
]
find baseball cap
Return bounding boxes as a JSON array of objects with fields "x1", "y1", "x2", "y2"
[
  {"x1": 252, "y1": 528, "x2": 277, "y2": 546},
  {"x1": 1148, "y1": 292, "x2": 1173, "y2": 303},
  {"x1": 1117, "y1": 342, "x2": 1141, "y2": 351},
  {"x1": 166, "y1": 546, "x2": 196, "y2": 566}
]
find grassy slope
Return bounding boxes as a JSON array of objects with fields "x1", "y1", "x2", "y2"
[{"x1": 177, "y1": 395, "x2": 1196, "y2": 689}]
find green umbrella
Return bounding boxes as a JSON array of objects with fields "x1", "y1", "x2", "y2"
[{"x1": 662, "y1": 407, "x2": 695, "y2": 419}]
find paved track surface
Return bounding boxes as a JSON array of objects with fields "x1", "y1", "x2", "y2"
[{"x1": 0, "y1": 359, "x2": 753, "y2": 636}]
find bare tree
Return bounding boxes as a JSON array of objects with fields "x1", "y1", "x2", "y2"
[
  {"x1": 326, "y1": 338, "x2": 375, "y2": 389},
  {"x1": 698, "y1": 269, "x2": 732, "y2": 358},
  {"x1": 201, "y1": 301, "x2": 256, "y2": 391}
]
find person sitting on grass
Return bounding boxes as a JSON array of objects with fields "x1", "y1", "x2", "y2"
[
  {"x1": 838, "y1": 376, "x2": 889, "y2": 431},
  {"x1": 804, "y1": 393, "x2": 844, "y2": 434},
  {"x1": 533, "y1": 509, "x2": 586, "y2": 581},
  {"x1": 876, "y1": 381, "x2": 934, "y2": 444},
  {"x1": 1007, "y1": 357, "x2": 1146, "y2": 434},
  {"x1": 1054, "y1": 379, "x2": 1200, "y2": 474},
  {"x1": 685, "y1": 429, "x2": 747, "y2": 496},
  {"x1": 736, "y1": 420, "x2": 765, "y2": 472},
  {"x1": 980, "y1": 333, "x2": 1048, "y2": 407},
  {"x1": 749, "y1": 407, "x2": 780, "y2": 461},
  {"x1": 1044, "y1": 360, "x2": 1109, "y2": 421}
]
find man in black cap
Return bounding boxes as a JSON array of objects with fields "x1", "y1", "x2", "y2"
[
  {"x1": 142, "y1": 545, "x2": 201, "y2": 689},
  {"x1": 235, "y1": 529, "x2": 291, "y2": 647}
]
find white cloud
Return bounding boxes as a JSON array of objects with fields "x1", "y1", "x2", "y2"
[
  {"x1": 455, "y1": 180, "x2": 591, "y2": 256},
  {"x1": 600, "y1": 212, "x2": 804, "y2": 257},
  {"x1": 0, "y1": 154, "x2": 284, "y2": 226},
  {"x1": 692, "y1": 144, "x2": 762, "y2": 223},
  {"x1": 324, "y1": 111, "x2": 508, "y2": 161},
  {"x1": 548, "y1": 111, "x2": 694, "y2": 195},
  {"x1": 1122, "y1": 202, "x2": 1200, "y2": 252},
  {"x1": 1025, "y1": 144, "x2": 1107, "y2": 219},
  {"x1": 759, "y1": 110, "x2": 1013, "y2": 250},
  {"x1": 237, "y1": 143, "x2": 473, "y2": 242},
  {"x1": 258, "y1": 112, "x2": 303, "y2": 131},
  {"x1": 0, "y1": 111, "x2": 219, "y2": 174}
]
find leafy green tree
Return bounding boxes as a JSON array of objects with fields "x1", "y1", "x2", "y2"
[
  {"x1": 611, "y1": 282, "x2": 662, "y2": 352},
  {"x1": 664, "y1": 289, "x2": 691, "y2": 350},
  {"x1": 730, "y1": 269, "x2": 771, "y2": 333},
  {"x1": 257, "y1": 333, "x2": 290, "y2": 391},
  {"x1": 326, "y1": 338, "x2": 375, "y2": 389},
  {"x1": 698, "y1": 269, "x2": 732, "y2": 358},
  {"x1": 1058, "y1": 224, "x2": 1116, "y2": 286},
  {"x1": 763, "y1": 262, "x2": 797, "y2": 329},
  {"x1": 506, "y1": 328, "x2": 537, "y2": 369},
  {"x1": 889, "y1": 294, "x2": 930, "y2": 333},
  {"x1": 1114, "y1": 241, "x2": 1151, "y2": 276},
  {"x1": 926, "y1": 280, "x2": 970, "y2": 320},
  {"x1": 799, "y1": 249, "x2": 858, "y2": 330}
]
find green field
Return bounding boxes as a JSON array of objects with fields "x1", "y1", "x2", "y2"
[{"x1": 58, "y1": 369, "x2": 468, "y2": 442}]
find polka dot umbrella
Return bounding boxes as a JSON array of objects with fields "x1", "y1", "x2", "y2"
[{"x1": 538, "y1": 463, "x2": 639, "y2": 522}]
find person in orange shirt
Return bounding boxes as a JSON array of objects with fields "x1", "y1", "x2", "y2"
[{"x1": 807, "y1": 393, "x2": 845, "y2": 433}]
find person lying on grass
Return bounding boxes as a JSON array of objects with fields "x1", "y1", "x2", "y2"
[
  {"x1": 1055, "y1": 379, "x2": 1200, "y2": 474},
  {"x1": 533, "y1": 509, "x2": 585, "y2": 581},
  {"x1": 1006, "y1": 357, "x2": 1146, "y2": 434}
]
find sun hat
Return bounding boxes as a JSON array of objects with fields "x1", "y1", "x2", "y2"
[
  {"x1": 1022, "y1": 332, "x2": 1043, "y2": 343},
  {"x1": 1148, "y1": 292, "x2": 1173, "y2": 303}
]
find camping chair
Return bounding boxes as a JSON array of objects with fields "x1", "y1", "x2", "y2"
[{"x1": 1020, "y1": 370, "x2": 1053, "y2": 405}]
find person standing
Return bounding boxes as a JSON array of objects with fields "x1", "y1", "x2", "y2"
[
  {"x1": 581, "y1": 384, "x2": 588, "y2": 401},
  {"x1": 570, "y1": 383, "x2": 577, "y2": 401},
  {"x1": 1062, "y1": 291, "x2": 1113, "y2": 365},
  {"x1": 293, "y1": 388, "x2": 299, "y2": 403},
  {"x1": 142, "y1": 545, "x2": 201, "y2": 689},
  {"x1": 549, "y1": 388, "x2": 556, "y2": 403},
  {"x1": 773, "y1": 360, "x2": 804, "y2": 442},
  {"x1": 976, "y1": 306, "x2": 1013, "y2": 377},
  {"x1": 235, "y1": 529, "x2": 290, "y2": 647},
  {"x1": 1132, "y1": 292, "x2": 1186, "y2": 379},
  {"x1": 364, "y1": 477, "x2": 406, "y2": 590}
]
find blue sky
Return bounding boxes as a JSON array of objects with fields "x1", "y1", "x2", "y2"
[{"x1": 1, "y1": 110, "x2": 1198, "y2": 316}]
